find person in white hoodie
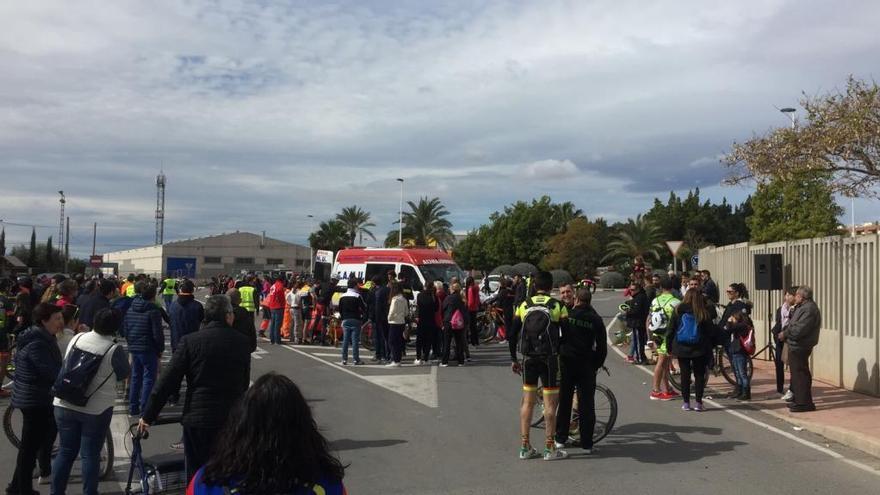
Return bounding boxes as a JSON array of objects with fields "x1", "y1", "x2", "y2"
[
  {"x1": 51, "y1": 308, "x2": 131, "y2": 495},
  {"x1": 386, "y1": 282, "x2": 409, "y2": 367}
]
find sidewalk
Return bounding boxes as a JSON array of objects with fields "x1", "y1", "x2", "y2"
[{"x1": 706, "y1": 357, "x2": 880, "y2": 459}]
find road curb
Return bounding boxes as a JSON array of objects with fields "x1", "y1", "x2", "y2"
[{"x1": 755, "y1": 406, "x2": 880, "y2": 459}]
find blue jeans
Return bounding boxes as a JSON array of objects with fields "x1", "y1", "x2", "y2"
[
  {"x1": 51, "y1": 407, "x2": 112, "y2": 495},
  {"x1": 129, "y1": 351, "x2": 158, "y2": 414},
  {"x1": 341, "y1": 319, "x2": 362, "y2": 363},
  {"x1": 269, "y1": 308, "x2": 283, "y2": 344},
  {"x1": 730, "y1": 351, "x2": 751, "y2": 389}
]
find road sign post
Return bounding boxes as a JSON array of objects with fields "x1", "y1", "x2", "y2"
[
  {"x1": 89, "y1": 255, "x2": 103, "y2": 268},
  {"x1": 665, "y1": 241, "x2": 684, "y2": 274}
]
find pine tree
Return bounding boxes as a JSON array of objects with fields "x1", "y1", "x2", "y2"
[
  {"x1": 0, "y1": 227, "x2": 5, "y2": 256},
  {"x1": 27, "y1": 228, "x2": 37, "y2": 267},
  {"x1": 46, "y1": 236, "x2": 55, "y2": 271},
  {"x1": 747, "y1": 172, "x2": 843, "y2": 243}
]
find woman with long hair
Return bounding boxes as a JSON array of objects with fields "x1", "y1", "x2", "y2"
[
  {"x1": 189, "y1": 373, "x2": 346, "y2": 494},
  {"x1": 720, "y1": 282, "x2": 753, "y2": 398},
  {"x1": 668, "y1": 290, "x2": 715, "y2": 411}
]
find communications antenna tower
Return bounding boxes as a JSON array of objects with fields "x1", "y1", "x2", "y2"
[
  {"x1": 58, "y1": 190, "x2": 65, "y2": 247},
  {"x1": 155, "y1": 172, "x2": 166, "y2": 245}
]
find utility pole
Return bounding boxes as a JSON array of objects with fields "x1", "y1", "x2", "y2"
[
  {"x1": 58, "y1": 190, "x2": 65, "y2": 249},
  {"x1": 64, "y1": 216, "x2": 70, "y2": 273},
  {"x1": 92, "y1": 222, "x2": 97, "y2": 256},
  {"x1": 396, "y1": 178, "x2": 404, "y2": 247}
]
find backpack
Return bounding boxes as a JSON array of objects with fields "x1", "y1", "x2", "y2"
[
  {"x1": 519, "y1": 298, "x2": 560, "y2": 358},
  {"x1": 676, "y1": 313, "x2": 700, "y2": 345},
  {"x1": 450, "y1": 309, "x2": 465, "y2": 330},
  {"x1": 52, "y1": 333, "x2": 116, "y2": 407},
  {"x1": 648, "y1": 297, "x2": 677, "y2": 334},
  {"x1": 739, "y1": 326, "x2": 756, "y2": 355}
]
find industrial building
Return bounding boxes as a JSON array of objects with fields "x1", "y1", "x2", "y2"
[{"x1": 103, "y1": 231, "x2": 310, "y2": 280}]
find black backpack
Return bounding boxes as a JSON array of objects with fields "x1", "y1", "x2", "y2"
[
  {"x1": 52, "y1": 334, "x2": 117, "y2": 407},
  {"x1": 519, "y1": 298, "x2": 560, "y2": 358}
]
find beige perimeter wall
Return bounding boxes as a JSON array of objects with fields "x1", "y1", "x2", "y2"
[{"x1": 699, "y1": 234, "x2": 879, "y2": 397}]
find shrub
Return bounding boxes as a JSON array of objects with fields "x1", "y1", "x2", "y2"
[
  {"x1": 550, "y1": 269, "x2": 573, "y2": 288},
  {"x1": 598, "y1": 271, "x2": 627, "y2": 289},
  {"x1": 512, "y1": 262, "x2": 538, "y2": 277}
]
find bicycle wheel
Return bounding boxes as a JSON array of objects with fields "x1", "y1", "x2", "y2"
[
  {"x1": 720, "y1": 352, "x2": 754, "y2": 385},
  {"x1": 667, "y1": 359, "x2": 681, "y2": 392},
  {"x1": 5, "y1": 404, "x2": 115, "y2": 480},
  {"x1": 591, "y1": 384, "x2": 617, "y2": 444},
  {"x1": 530, "y1": 386, "x2": 546, "y2": 428}
]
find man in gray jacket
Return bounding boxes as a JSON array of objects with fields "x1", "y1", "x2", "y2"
[{"x1": 781, "y1": 286, "x2": 821, "y2": 412}]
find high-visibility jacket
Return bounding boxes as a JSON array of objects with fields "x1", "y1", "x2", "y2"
[
  {"x1": 162, "y1": 278, "x2": 177, "y2": 296},
  {"x1": 239, "y1": 286, "x2": 257, "y2": 313},
  {"x1": 126, "y1": 283, "x2": 136, "y2": 297}
]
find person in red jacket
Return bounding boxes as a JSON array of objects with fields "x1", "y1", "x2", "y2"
[
  {"x1": 267, "y1": 276, "x2": 286, "y2": 345},
  {"x1": 465, "y1": 276, "x2": 481, "y2": 349}
]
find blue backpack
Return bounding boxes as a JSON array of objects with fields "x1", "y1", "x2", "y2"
[{"x1": 676, "y1": 313, "x2": 700, "y2": 345}]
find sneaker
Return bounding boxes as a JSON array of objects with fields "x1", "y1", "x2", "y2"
[
  {"x1": 694, "y1": 402, "x2": 705, "y2": 412},
  {"x1": 440, "y1": 363, "x2": 449, "y2": 367},
  {"x1": 170, "y1": 441, "x2": 184, "y2": 451},
  {"x1": 782, "y1": 390, "x2": 794, "y2": 402},
  {"x1": 658, "y1": 392, "x2": 676, "y2": 401},
  {"x1": 681, "y1": 402, "x2": 692, "y2": 411},
  {"x1": 466, "y1": 357, "x2": 473, "y2": 362},
  {"x1": 414, "y1": 359, "x2": 422, "y2": 365},
  {"x1": 457, "y1": 363, "x2": 464, "y2": 367},
  {"x1": 385, "y1": 362, "x2": 401, "y2": 368},
  {"x1": 543, "y1": 448, "x2": 568, "y2": 461},
  {"x1": 339, "y1": 361, "x2": 347, "y2": 366},
  {"x1": 625, "y1": 356, "x2": 635, "y2": 363},
  {"x1": 583, "y1": 446, "x2": 594, "y2": 455},
  {"x1": 554, "y1": 441, "x2": 566, "y2": 450},
  {"x1": 649, "y1": 390, "x2": 664, "y2": 400},
  {"x1": 518, "y1": 446, "x2": 540, "y2": 460},
  {"x1": 666, "y1": 390, "x2": 681, "y2": 398},
  {"x1": 353, "y1": 361, "x2": 365, "y2": 365}
]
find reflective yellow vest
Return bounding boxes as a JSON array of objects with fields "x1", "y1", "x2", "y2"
[
  {"x1": 162, "y1": 278, "x2": 176, "y2": 296},
  {"x1": 239, "y1": 286, "x2": 256, "y2": 313},
  {"x1": 126, "y1": 283, "x2": 136, "y2": 297}
]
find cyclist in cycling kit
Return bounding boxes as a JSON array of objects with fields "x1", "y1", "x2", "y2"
[{"x1": 508, "y1": 271, "x2": 568, "y2": 461}]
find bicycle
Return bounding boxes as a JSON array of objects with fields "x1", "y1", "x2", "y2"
[
  {"x1": 530, "y1": 367, "x2": 618, "y2": 445},
  {"x1": 477, "y1": 304, "x2": 506, "y2": 344},
  {"x1": 668, "y1": 345, "x2": 753, "y2": 392},
  {"x1": 3, "y1": 403, "x2": 115, "y2": 480},
  {"x1": 576, "y1": 278, "x2": 597, "y2": 294}
]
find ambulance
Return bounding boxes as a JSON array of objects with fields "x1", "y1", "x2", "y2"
[{"x1": 332, "y1": 247, "x2": 466, "y2": 297}]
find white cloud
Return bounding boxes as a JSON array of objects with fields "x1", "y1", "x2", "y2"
[
  {"x1": 520, "y1": 159, "x2": 579, "y2": 179},
  {"x1": 1, "y1": 0, "x2": 878, "y2": 255}
]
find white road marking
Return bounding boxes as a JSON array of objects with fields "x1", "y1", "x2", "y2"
[
  {"x1": 605, "y1": 322, "x2": 880, "y2": 476},
  {"x1": 251, "y1": 346, "x2": 269, "y2": 360},
  {"x1": 282, "y1": 345, "x2": 439, "y2": 408}
]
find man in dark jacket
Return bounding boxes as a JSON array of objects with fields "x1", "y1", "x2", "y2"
[
  {"x1": 75, "y1": 278, "x2": 114, "y2": 330},
  {"x1": 169, "y1": 280, "x2": 204, "y2": 352},
  {"x1": 124, "y1": 282, "x2": 164, "y2": 415},
  {"x1": 624, "y1": 281, "x2": 649, "y2": 364},
  {"x1": 139, "y1": 295, "x2": 251, "y2": 481},
  {"x1": 415, "y1": 283, "x2": 438, "y2": 364},
  {"x1": 372, "y1": 280, "x2": 390, "y2": 362},
  {"x1": 7, "y1": 303, "x2": 63, "y2": 494},
  {"x1": 781, "y1": 286, "x2": 821, "y2": 412},
  {"x1": 555, "y1": 288, "x2": 607, "y2": 454}
]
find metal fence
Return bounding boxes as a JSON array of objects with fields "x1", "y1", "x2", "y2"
[{"x1": 699, "y1": 233, "x2": 879, "y2": 397}]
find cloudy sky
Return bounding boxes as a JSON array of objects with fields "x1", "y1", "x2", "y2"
[{"x1": 1, "y1": 0, "x2": 878, "y2": 256}]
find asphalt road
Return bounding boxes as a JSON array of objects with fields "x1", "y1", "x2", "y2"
[{"x1": 3, "y1": 292, "x2": 880, "y2": 494}]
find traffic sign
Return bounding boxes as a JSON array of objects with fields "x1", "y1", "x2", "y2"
[
  {"x1": 691, "y1": 254, "x2": 699, "y2": 268},
  {"x1": 315, "y1": 250, "x2": 333, "y2": 264},
  {"x1": 89, "y1": 255, "x2": 103, "y2": 267},
  {"x1": 665, "y1": 241, "x2": 684, "y2": 256}
]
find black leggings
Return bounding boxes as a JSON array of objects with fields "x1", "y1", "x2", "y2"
[
  {"x1": 678, "y1": 356, "x2": 709, "y2": 402},
  {"x1": 416, "y1": 323, "x2": 436, "y2": 361},
  {"x1": 442, "y1": 326, "x2": 466, "y2": 364},
  {"x1": 9, "y1": 405, "x2": 56, "y2": 494},
  {"x1": 468, "y1": 310, "x2": 479, "y2": 346}
]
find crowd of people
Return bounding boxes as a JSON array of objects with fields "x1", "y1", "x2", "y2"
[{"x1": 620, "y1": 262, "x2": 821, "y2": 414}]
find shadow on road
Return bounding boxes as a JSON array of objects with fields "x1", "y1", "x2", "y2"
[
  {"x1": 330, "y1": 438, "x2": 408, "y2": 451},
  {"x1": 595, "y1": 423, "x2": 746, "y2": 464}
]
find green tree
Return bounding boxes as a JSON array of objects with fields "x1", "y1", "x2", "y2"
[
  {"x1": 601, "y1": 214, "x2": 664, "y2": 264},
  {"x1": 385, "y1": 197, "x2": 454, "y2": 248},
  {"x1": 308, "y1": 220, "x2": 349, "y2": 253},
  {"x1": 541, "y1": 217, "x2": 602, "y2": 277},
  {"x1": 27, "y1": 228, "x2": 37, "y2": 267},
  {"x1": 46, "y1": 236, "x2": 55, "y2": 271},
  {"x1": 551, "y1": 202, "x2": 584, "y2": 232},
  {"x1": 452, "y1": 225, "x2": 491, "y2": 271},
  {"x1": 746, "y1": 172, "x2": 843, "y2": 243},
  {"x1": 335, "y1": 205, "x2": 376, "y2": 246},
  {"x1": 0, "y1": 227, "x2": 5, "y2": 256},
  {"x1": 725, "y1": 76, "x2": 880, "y2": 198}
]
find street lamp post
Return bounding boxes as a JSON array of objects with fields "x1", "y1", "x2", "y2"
[
  {"x1": 780, "y1": 107, "x2": 796, "y2": 129},
  {"x1": 307, "y1": 214, "x2": 315, "y2": 275},
  {"x1": 396, "y1": 178, "x2": 404, "y2": 247}
]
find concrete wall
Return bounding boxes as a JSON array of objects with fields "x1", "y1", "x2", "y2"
[
  {"x1": 103, "y1": 245, "x2": 164, "y2": 277},
  {"x1": 699, "y1": 233, "x2": 880, "y2": 397}
]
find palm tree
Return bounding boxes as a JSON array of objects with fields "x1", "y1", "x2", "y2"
[
  {"x1": 601, "y1": 214, "x2": 664, "y2": 263},
  {"x1": 308, "y1": 220, "x2": 349, "y2": 253},
  {"x1": 336, "y1": 205, "x2": 376, "y2": 246},
  {"x1": 553, "y1": 201, "x2": 584, "y2": 231},
  {"x1": 385, "y1": 197, "x2": 454, "y2": 248}
]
